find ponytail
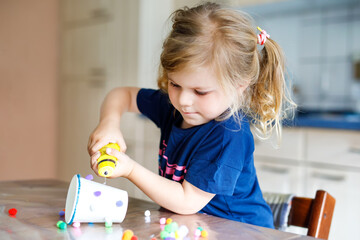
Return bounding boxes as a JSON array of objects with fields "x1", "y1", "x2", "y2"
[{"x1": 249, "y1": 38, "x2": 296, "y2": 141}]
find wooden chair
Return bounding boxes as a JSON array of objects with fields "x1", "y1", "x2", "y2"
[{"x1": 289, "y1": 190, "x2": 336, "y2": 239}]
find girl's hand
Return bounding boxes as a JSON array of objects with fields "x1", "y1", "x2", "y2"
[
  {"x1": 90, "y1": 147, "x2": 135, "y2": 178},
  {"x1": 87, "y1": 120, "x2": 127, "y2": 157}
]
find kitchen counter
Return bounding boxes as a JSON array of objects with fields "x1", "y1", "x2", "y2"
[{"x1": 284, "y1": 111, "x2": 360, "y2": 130}]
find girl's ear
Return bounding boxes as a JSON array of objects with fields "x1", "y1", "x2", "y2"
[{"x1": 237, "y1": 83, "x2": 249, "y2": 95}]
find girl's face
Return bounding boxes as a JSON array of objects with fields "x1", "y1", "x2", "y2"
[{"x1": 167, "y1": 66, "x2": 231, "y2": 129}]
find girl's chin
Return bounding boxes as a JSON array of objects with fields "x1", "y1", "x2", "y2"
[
  {"x1": 181, "y1": 118, "x2": 209, "y2": 129},
  {"x1": 181, "y1": 120, "x2": 195, "y2": 129}
]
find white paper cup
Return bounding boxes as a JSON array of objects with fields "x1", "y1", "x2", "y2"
[{"x1": 65, "y1": 174, "x2": 128, "y2": 224}]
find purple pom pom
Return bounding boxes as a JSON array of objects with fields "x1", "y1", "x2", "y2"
[
  {"x1": 116, "y1": 200, "x2": 123, "y2": 207},
  {"x1": 85, "y1": 174, "x2": 94, "y2": 180}
]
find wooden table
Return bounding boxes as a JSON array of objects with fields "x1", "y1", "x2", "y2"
[{"x1": 0, "y1": 179, "x2": 314, "y2": 239}]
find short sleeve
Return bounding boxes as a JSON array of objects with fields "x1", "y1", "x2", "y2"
[
  {"x1": 186, "y1": 160, "x2": 241, "y2": 195},
  {"x1": 136, "y1": 88, "x2": 172, "y2": 128},
  {"x1": 185, "y1": 123, "x2": 253, "y2": 196}
]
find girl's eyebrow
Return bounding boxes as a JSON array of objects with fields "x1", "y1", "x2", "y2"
[
  {"x1": 167, "y1": 77, "x2": 177, "y2": 83},
  {"x1": 168, "y1": 78, "x2": 179, "y2": 85},
  {"x1": 168, "y1": 77, "x2": 214, "y2": 91}
]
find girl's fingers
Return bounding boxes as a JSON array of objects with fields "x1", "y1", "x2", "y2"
[
  {"x1": 91, "y1": 161, "x2": 98, "y2": 173},
  {"x1": 106, "y1": 147, "x2": 125, "y2": 159},
  {"x1": 90, "y1": 151, "x2": 101, "y2": 172},
  {"x1": 118, "y1": 139, "x2": 127, "y2": 152},
  {"x1": 89, "y1": 140, "x2": 109, "y2": 155},
  {"x1": 87, "y1": 138, "x2": 93, "y2": 154},
  {"x1": 88, "y1": 138, "x2": 99, "y2": 155},
  {"x1": 90, "y1": 139, "x2": 126, "y2": 155},
  {"x1": 87, "y1": 136, "x2": 94, "y2": 149},
  {"x1": 91, "y1": 151, "x2": 100, "y2": 164}
]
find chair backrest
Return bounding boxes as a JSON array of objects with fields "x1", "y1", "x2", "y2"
[{"x1": 289, "y1": 190, "x2": 336, "y2": 239}]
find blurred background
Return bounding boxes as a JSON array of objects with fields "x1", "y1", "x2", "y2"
[{"x1": 1, "y1": 1, "x2": 359, "y2": 239}]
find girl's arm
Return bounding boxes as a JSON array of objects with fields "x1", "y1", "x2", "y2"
[
  {"x1": 89, "y1": 87, "x2": 214, "y2": 213},
  {"x1": 99, "y1": 87, "x2": 141, "y2": 120},
  {"x1": 129, "y1": 157, "x2": 215, "y2": 214},
  {"x1": 90, "y1": 148, "x2": 215, "y2": 214},
  {"x1": 88, "y1": 87, "x2": 140, "y2": 156}
]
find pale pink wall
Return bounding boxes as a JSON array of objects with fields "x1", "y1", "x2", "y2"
[{"x1": 0, "y1": 0, "x2": 59, "y2": 180}]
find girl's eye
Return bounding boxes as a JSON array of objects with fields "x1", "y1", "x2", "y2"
[
  {"x1": 169, "y1": 81, "x2": 180, "y2": 88},
  {"x1": 195, "y1": 90, "x2": 208, "y2": 96}
]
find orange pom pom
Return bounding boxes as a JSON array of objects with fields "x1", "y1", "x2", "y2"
[{"x1": 122, "y1": 229, "x2": 134, "y2": 240}]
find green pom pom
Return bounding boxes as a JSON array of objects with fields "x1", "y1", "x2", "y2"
[
  {"x1": 160, "y1": 230, "x2": 169, "y2": 239},
  {"x1": 164, "y1": 222, "x2": 178, "y2": 232},
  {"x1": 105, "y1": 221, "x2": 113, "y2": 228},
  {"x1": 59, "y1": 222, "x2": 67, "y2": 230},
  {"x1": 56, "y1": 220, "x2": 63, "y2": 228}
]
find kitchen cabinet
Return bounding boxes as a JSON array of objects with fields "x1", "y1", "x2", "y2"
[
  {"x1": 306, "y1": 129, "x2": 360, "y2": 168},
  {"x1": 61, "y1": 0, "x2": 115, "y2": 23},
  {"x1": 254, "y1": 128, "x2": 305, "y2": 161},
  {"x1": 58, "y1": 0, "x2": 172, "y2": 201},
  {"x1": 59, "y1": 80, "x2": 106, "y2": 178},
  {"x1": 59, "y1": 0, "x2": 141, "y2": 184},
  {"x1": 61, "y1": 25, "x2": 112, "y2": 80},
  {"x1": 255, "y1": 161, "x2": 304, "y2": 196},
  {"x1": 254, "y1": 127, "x2": 360, "y2": 240},
  {"x1": 306, "y1": 167, "x2": 360, "y2": 240}
]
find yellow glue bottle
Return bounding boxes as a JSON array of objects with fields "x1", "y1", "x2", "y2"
[{"x1": 97, "y1": 143, "x2": 120, "y2": 177}]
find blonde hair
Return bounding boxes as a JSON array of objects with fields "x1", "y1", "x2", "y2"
[{"x1": 158, "y1": 2, "x2": 296, "y2": 140}]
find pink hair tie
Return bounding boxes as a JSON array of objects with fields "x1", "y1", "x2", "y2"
[{"x1": 257, "y1": 26, "x2": 270, "y2": 45}]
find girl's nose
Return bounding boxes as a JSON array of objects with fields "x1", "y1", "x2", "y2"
[{"x1": 178, "y1": 90, "x2": 193, "y2": 107}]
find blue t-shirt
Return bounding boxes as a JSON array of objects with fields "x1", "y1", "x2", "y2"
[{"x1": 136, "y1": 88, "x2": 274, "y2": 228}]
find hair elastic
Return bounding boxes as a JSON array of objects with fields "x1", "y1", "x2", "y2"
[{"x1": 257, "y1": 27, "x2": 270, "y2": 45}]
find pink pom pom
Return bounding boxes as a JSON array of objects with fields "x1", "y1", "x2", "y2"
[
  {"x1": 72, "y1": 222, "x2": 81, "y2": 228},
  {"x1": 159, "y1": 217, "x2": 166, "y2": 225}
]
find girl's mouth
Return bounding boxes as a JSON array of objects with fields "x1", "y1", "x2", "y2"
[{"x1": 183, "y1": 111, "x2": 197, "y2": 115}]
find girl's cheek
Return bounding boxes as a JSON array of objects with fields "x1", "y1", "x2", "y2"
[{"x1": 168, "y1": 89, "x2": 178, "y2": 103}]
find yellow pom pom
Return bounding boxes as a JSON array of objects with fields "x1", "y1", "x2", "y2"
[
  {"x1": 166, "y1": 218, "x2": 172, "y2": 224},
  {"x1": 201, "y1": 230, "x2": 208, "y2": 237},
  {"x1": 122, "y1": 229, "x2": 134, "y2": 240}
]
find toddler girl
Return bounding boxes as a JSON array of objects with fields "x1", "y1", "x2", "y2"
[{"x1": 88, "y1": 2, "x2": 296, "y2": 228}]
